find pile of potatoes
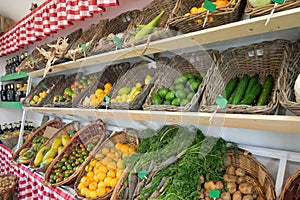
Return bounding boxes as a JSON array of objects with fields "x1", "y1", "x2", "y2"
[
  {"x1": 0, "y1": 175, "x2": 17, "y2": 195},
  {"x1": 220, "y1": 165, "x2": 266, "y2": 200}
]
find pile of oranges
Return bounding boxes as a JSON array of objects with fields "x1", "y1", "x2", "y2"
[
  {"x1": 184, "y1": 0, "x2": 231, "y2": 24},
  {"x1": 83, "y1": 82, "x2": 112, "y2": 107},
  {"x1": 77, "y1": 142, "x2": 136, "y2": 198}
]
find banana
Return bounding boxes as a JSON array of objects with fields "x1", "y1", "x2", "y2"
[
  {"x1": 34, "y1": 145, "x2": 50, "y2": 166},
  {"x1": 57, "y1": 146, "x2": 64, "y2": 154},
  {"x1": 24, "y1": 150, "x2": 35, "y2": 159},
  {"x1": 42, "y1": 149, "x2": 58, "y2": 162},
  {"x1": 32, "y1": 143, "x2": 42, "y2": 152},
  {"x1": 40, "y1": 158, "x2": 54, "y2": 167},
  {"x1": 32, "y1": 136, "x2": 43, "y2": 144},
  {"x1": 61, "y1": 134, "x2": 71, "y2": 146},
  {"x1": 51, "y1": 137, "x2": 62, "y2": 150},
  {"x1": 19, "y1": 147, "x2": 30, "y2": 156}
]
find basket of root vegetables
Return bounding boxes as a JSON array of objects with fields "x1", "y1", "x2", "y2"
[{"x1": 0, "y1": 174, "x2": 17, "y2": 200}]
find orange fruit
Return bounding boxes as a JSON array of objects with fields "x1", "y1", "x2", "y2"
[
  {"x1": 95, "y1": 153, "x2": 104, "y2": 159},
  {"x1": 215, "y1": 0, "x2": 229, "y2": 8},
  {"x1": 107, "y1": 161, "x2": 117, "y2": 171},
  {"x1": 195, "y1": 19, "x2": 203, "y2": 24},
  {"x1": 128, "y1": 146, "x2": 136, "y2": 153},
  {"x1": 90, "y1": 159, "x2": 97, "y2": 167},
  {"x1": 87, "y1": 171, "x2": 94, "y2": 178},
  {"x1": 85, "y1": 189, "x2": 91, "y2": 198},
  {"x1": 105, "y1": 187, "x2": 111, "y2": 192},
  {"x1": 90, "y1": 94, "x2": 96, "y2": 100},
  {"x1": 77, "y1": 182, "x2": 85, "y2": 190},
  {"x1": 104, "y1": 83, "x2": 112, "y2": 90},
  {"x1": 95, "y1": 89, "x2": 104, "y2": 95},
  {"x1": 197, "y1": 7, "x2": 205, "y2": 13},
  {"x1": 104, "y1": 177, "x2": 112, "y2": 187},
  {"x1": 80, "y1": 188, "x2": 89, "y2": 196},
  {"x1": 89, "y1": 181, "x2": 98, "y2": 190},
  {"x1": 89, "y1": 190, "x2": 98, "y2": 198},
  {"x1": 102, "y1": 147, "x2": 110, "y2": 155},
  {"x1": 117, "y1": 159, "x2": 123, "y2": 170},
  {"x1": 116, "y1": 170, "x2": 123, "y2": 179},
  {"x1": 208, "y1": 16, "x2": 214, "y2": 22},
  {"x1": 110, "y1": 178, "x2": 118, "y2": 187},
  {"x1": 93, "y1": 172, "x2": 106, "y2": 181},
  {"x1": 99, "y1": 165, "x2": 108, "y2": 174},
  {"x1": 96, "y1": 187, "x2": 106, "y2": 197},
  {"x1": 115, "y1": 142, "x2": 123, "y2": 150},
  {"x1": 190, "y1": 7, "x2": 198, "y2": 14},
  {"x1": 98, "y1": 181, "x2": 105, "y2": 188},
  {"x1": 120, "y1": 144, "x2": 129, "y2": 153},
  {"x1": 95, "y1": 161, "x2": 103, "y2": 169},
  {"x1": 104, "y1": 88, "x2": 110, "y2": 94},
  {"x1": 107, "y1": 170, "x2": 116, "y2": 178},
  {"x1": 81, "y1": 176, "x2": 91, "y2": 187},
  {"x1": 106, "y1": 152, "x2": 116, "y2": 159}
]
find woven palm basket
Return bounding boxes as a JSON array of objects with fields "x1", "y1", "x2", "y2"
[{"x1": 278, "y1": 169, "x2": 300, "y2": 200}]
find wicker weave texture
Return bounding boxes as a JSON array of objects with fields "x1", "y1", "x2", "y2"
[{"x1": 278, "y1": 169, "x2": 300, "y2": 200}]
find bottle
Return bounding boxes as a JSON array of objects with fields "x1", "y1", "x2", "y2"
[
  {"x1": 24, "y1": 52, "x2": 28, "y2": 60},
  {"x1": 11, "y1": 57, "x2": 16, "y2": 74},
  {"x1": 5, "y1": 60, "x2": 9, "y2": 75},
  {"x1": 16, "y1": 55, "x2": 20, "y2": 67},
  {"x1": 6, "y1": 84, "x2": 11, "y2": 101},
  {"x1": 29, "y1": 121, "x2": 34, "y2": 130},
  {"x1": 24, "y1": 121, "x2": 28, "y2": 130},
  {"x1": 3, "y1": 123, "x2": 8, "y2": 133},
  {"x1": 7, "y1": 123, "x2": 12, "y2": 133},
  {"x1": 1, "y1": 85, "x2": 7, "y2": 101},
  {"x1": 8, "y1": 84, "x2": 16, "y2": 101},
  {"x1": 15, "y1": 83, "x2": 22, "y2": 102}
]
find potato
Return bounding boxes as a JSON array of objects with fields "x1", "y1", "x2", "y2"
[
  {"x1": 238, "y1": 183, "x2": 253, "y2": 195},
  {"x1": 242, "y1": 195, "x2": 253, "y2": 200},
  {"x1": 237, "y1": 176, "x2": 247, "y2": 185},
  {"x1": 215, "y1": 181, "x2": 224, "y2": 190},
  {"x1": 235, "y1": 168, "x2": 246, "y2": 177},
  {"x1": 204, "y1": 180, "x2": 215, "y2": 191},
  {"x1": 221, "y1": 192, "x2": 231, "y2": 200},
  {"x1": 256, "y1": 195, "x2": 266, "y2": 200},
  {"x1": 226, "y1": 165, "x2": 236, "y2": 175},
  {"x1": 224, "y1": 174, "x2": 238, "y2": 183},
  {"x1": 232, "y1": 191, "x2": 242, "y2": 200},
  {"x1": 227, "y1": 182, "x2": 237, "y2": 194}
]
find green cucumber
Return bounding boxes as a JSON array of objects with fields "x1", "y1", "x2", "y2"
[
  {"x1": 257, "y1": 74, "x2": 274, "y2": 106},
  {"x1": 244, "y1": 74, "x2": 259, "y2": 98},
  {"x1": 228, "y1": 87, "x2": 238, "y2": 104},
  {"x1": 222, "y1": 77, "x2": 239, "y2": 99},
  {"x1": 238, "y1": 83, "x2": 262, "y2": 105},
  {"x1": 232, "y1": 74, "x2": 250, "y2": 105}
]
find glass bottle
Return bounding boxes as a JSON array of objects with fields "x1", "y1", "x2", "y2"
[
  {"x1": 24, "y1": 121, "x2": 28, "y2": 130},
  {"x1": 6, "y1": 84, "x2": 11, "y2": 101},
  {"x1": 1, "y1": 85, "x2": 7, "y2": 101},
  {"x1": 7, "y1": 123, "x2": 12, "y2": 133},
  {"x1": 0, "y1": 125, "x2": 4, "y2": 135},
  {"x1": 3, "y1": 123, "x2": 8, "y2": 133},
  {"x1": 9, "y1": 84, "x2": 16, "y2": 101}
]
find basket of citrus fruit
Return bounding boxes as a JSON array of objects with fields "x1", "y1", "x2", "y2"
[
  {"x1": 78, "y1": 62, "x2": 131, "y2": 108},
  {"x1": 168, "y1": 0, "x2": 246, "y2": 34},
  {"x1": 43, "y1": 120, "x2": 106, "y2": 187},
  {"x1": 74, "y1": 131, "x2": 139, "y2": 199}
]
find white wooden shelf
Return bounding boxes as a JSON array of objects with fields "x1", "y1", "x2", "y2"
[
  {"x1": 28, "y1": 7, "x2": 300, "y2": 78},
  {"x1": 23, "y1": 107, "x2": 300, "y2": 134}
]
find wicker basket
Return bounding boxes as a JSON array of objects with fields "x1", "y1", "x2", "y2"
[
  {"x1": 105, "y1": 58, "x2": 170, "y2": 110},
  {"x1": 74, "y1": 131, "x2": 139, "y2": 200},
  {"x1": 123, "y1": 0, "x2": 177, "y2": 48},
  {"x1": 278, "y1": 40, "x2": 300, "y2": 115},
  {"x1": 0, "y1": 174, "x2": 17, "y2": 200},
  {"x1": 168, "y1": 0, "x2": 246, "y2": 34},
  {"x1": 278, "y1": 169, "x2": 300, "y2": 200},
  {"x1": 199, "y1": 39, "x2": 291, "y2": 114},
  {"x1": 65, "y1": 19, "x2": 109, "y2": 61},
  {"x1": 11, "y1": 117, "x2": 63, "y2": 165},
  {"x1": 23, "y1": 74, "x2": 65, "y2": 107},
  {"x1": 245, "y1": 0, "x2": 300, "y2": 18},
  {"x1": 89, "y1": 10, "x2": 141, "y2": 56},
  {"x1": 77, "y1": 62, "x2": 131, "y2": 109},
  {"x1": 28, "y1": 121, "x2": 81, "y2": 172},
  {"x1": 143, "y1": 50, "x2": 219, "y2": 112},
  {"x1": 226, "y1": 149, "x2": 276, "y2": 200},
  {"x1": 0, "y1": 131, "x2": 31, "y2": 149},
  {"x1": 43, "y1": 120, "x2": 106, "y2": 187}
]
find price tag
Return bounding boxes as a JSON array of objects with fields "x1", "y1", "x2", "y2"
[
  {"x1": 138, "y1": 169, "x2": 147, "y2": 179},
  {"x1": 204, "y1": 0, "x2": 217, "y2": 12},
  {"x1": 81, "y1": 43, "x2": 87, "y2": 51},
  {"x1": 113, "y1": 36, "x2": 123, "y2": 49},
  {"x1": 68, "y1": 130, "x2": 75, "y2": 135},
  {"x1": 105, "y1": 96, "x2": 110, "y2": 104},
  {"x1": 215, "y1": 95, "x2": 228, "y2": 109},
  {"x1": 30, "y1": 57, "x2": 35, "y2": 63},
  {"x1": 42, "y1": 84, "x2": 48, "y2": 89},
  {"x1": 209, "y1": 190, "x2": 220, "y2": 199},
  {"x1": 272, "y1": 0, "x2": 285, "y2": 3}
]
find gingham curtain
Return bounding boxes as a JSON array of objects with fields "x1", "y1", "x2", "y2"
[{"x1": 0, "y1": 0, "x2": 118, "y2": 57}]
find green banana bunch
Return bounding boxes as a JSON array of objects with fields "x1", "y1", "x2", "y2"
[
  {"x1": 32, "y1": 143, "x2": 42, "y2": 152},
  {"x1": 24, "y1": 149, "x2": 35, "y2": 159},
  {"x1": 19, "y1": 147, "x2": 30, "y2": 157},
  {"x1": 32, "y1": 136, "x2": 45, "y2": 144}
]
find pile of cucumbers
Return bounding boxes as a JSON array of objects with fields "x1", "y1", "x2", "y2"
[{"x1": 222, "y1": 74, "x2": 274, "y2": 106}]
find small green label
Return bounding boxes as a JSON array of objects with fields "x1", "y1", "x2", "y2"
[
  {"x1": 30, "y1": 57, "x2": 35, "y2": 63},
  {"x1": 42, "y1": 84, "x2": 47, "y2": 89},
  {"x1": 68, "y1": 130, "x2": 75, "y2": 135},
  {"x1": 138, "y1": 169, "x2": 147, "y2": 179},
  {"x1": 204, "y1": 0, "x2": 217, "y2": 12},
  {"x1": 105, "y1": 96, "x2": 110, "y2": 104},
  {"x1": 113, "y1": 36, "x2": 123, "y2": 49},
  {"x1": 81, "y1": 43, "x2": 87, "y2": 51},
  {"x1": 216, "y1": 95, "x2": 228, "y2": 109},
  {"x1": 272, "y1": 0, "x2": 285, "y2": 4},
  {"x1": 209, "y1": 190, "x2": 220, "y2": 198}
]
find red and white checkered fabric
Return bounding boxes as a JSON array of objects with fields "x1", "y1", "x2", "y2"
[
  {"x1": 0, "y1": 144, "x2": 74, "y2": 200},
  {"x1": 0, "y1": 0, "x2": 119, "y2": 57}
]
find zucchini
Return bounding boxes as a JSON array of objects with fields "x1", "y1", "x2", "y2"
[
  {"x1": 232, "y1": 74, "x2": 250, "y2": 105},
  {"x1": 222, "y1": 77, "x2": 239, "y2": 99},
  {"x1": 257, "y1": 74, "x2": 274, "y2": 106},
  {"x1": 228, "y1": 87, "x2": 238, "y2": 104},
  {"x1": 244, "y1": 74, "x2": 259, "y2": 98},
  {"x1": 238, "y1": 83, "x2": 262, "y2": 105}
]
